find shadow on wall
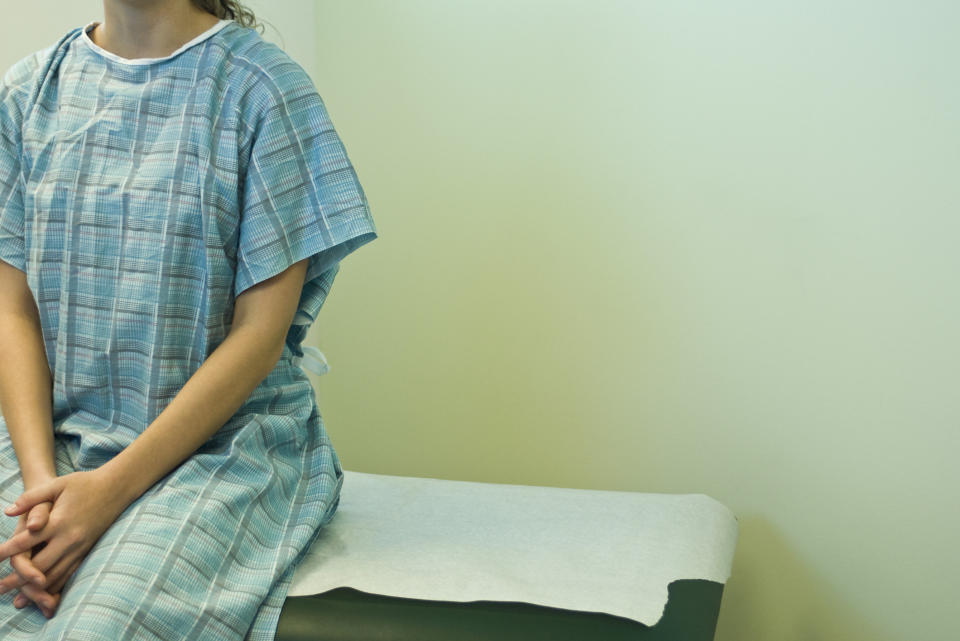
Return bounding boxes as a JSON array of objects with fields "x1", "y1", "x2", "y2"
[{"x1": 715, "y1": 515, "x2": 892, "y2": 641}]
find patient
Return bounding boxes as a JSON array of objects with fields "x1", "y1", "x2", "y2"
[{"x1": 0, "y1": 0, "x2": 376, "y2": 637}]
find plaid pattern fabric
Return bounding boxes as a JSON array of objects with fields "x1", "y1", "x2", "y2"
[{"x1": 0, "y1": 18, "x2": 377, "y2": 640}]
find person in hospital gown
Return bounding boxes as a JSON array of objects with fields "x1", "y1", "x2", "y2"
[{"x1": 0, "y1": 16, "x2": 376, "y2": 639}]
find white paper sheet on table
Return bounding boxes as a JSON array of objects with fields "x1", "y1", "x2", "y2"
[{"x1": 287, "y1": 469, "x2": 739, "y2": 627}]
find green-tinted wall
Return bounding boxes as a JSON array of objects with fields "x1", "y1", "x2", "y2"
[{"x1": 308, "y1": 3, "x2": 958, "y2": 640}]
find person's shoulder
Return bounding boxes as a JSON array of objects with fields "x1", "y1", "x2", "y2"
[
  {"x1": 219, "y1": 23, "x2": 319, "y2": 111},
  {"x1": 0, "y1": 42, "x2": 62, "y2": 125},
  {"x1": 1, "y1": 45, "x2": 54, "y2": 96},
  {"x1": 3, "y1": 23, "x2": 85, "y2": 96},
  {"x1": 221, "y1": 23, "x2": 312, "y2": 82}
]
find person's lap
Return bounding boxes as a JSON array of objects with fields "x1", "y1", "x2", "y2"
[
  {"x1": 0, "y1": 430, "x2": 285, "y2": 640},
  {"x1": 0, "y1": 430, "x2": 77, "y2": 633}
]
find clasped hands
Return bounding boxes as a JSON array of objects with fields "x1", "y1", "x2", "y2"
[{"x1": 0, "y1": 470, "x2": 128, "y2": 618}]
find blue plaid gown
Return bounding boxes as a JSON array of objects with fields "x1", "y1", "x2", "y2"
[{"x1": 0, "y1": 18, "x2": 377, "y2": 640}]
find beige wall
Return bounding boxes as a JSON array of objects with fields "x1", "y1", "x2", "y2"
[
  {"x1": 4, "y1": 2, "x2": 957, "y2": 640},
  {"x1": 310, "y1": 2, "x2": 958, "y2": 639}
]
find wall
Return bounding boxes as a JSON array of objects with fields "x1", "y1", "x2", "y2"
[{"x1": 309, "y1": 2, "x2": 958, "y2": 640}]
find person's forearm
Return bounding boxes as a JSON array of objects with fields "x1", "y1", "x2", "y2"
[
  {"x1": 0, "y1": 311, "x2": 57, "y2": 490},
  {"x1": 98, "y1": 325, "x2": 285, "y2": 508}
]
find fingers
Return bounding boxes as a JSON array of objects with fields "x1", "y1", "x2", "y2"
[
  {"x1": 4, "y1": 552, "x2": 45, "y2": 590},
  {"x1": 45, "y1": 556, "x2": 83, "y2": 596},
  {"x1": 3, "y1": 480, "x2": 61, "y2": 519},
  {"x1": 10, "y1": 577, "x2": 57, "y2": 618},
  {"x1": 25, "y1": 535, "x2": 76, "y2": 593},
  {"x1": 25, "y1": 502, "x2": 52, "y2": 532},
  {"x1": 0, "y1": 568, "x2": 27, "y2": 594},
  {"x1": 0, "y1": 544, "x2": 52, "y2": 616},
  {"x1": 0, "y1": 528, "x2": 46, "y2": 565},
  {"x1": 12, "y1": 592, "x2": 57, "y2": 619},
  {"x1": 0, "y1": 511, "x2": 53, "y2": 592},
  {"x1": 10, "y1": 554, "x2": 78, "y2": 619},
  {"x1": 5, "y1": 552, "x2": 77, "y2": 620},
  {"x1": 0, "y1": 516, "x2": 43, "y2": 594},
  {"x1": 46, "y1": 591, "x2": 62, "y2": 617}
]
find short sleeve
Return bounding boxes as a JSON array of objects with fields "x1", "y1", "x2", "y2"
[
  {"x1": 0, "y1": 65, "x2": 27, "y2": 274},
  {"x1": 234, "y1": 68, "x2": 378, "y2": 330}
]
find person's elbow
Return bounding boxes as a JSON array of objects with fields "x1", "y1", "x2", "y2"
[
  {"x1": 230, "y1": 258, "x2": 309, "y2": 361},
  {"x1": 0, "y1": 258, "x2": 40, "y2": 323}
]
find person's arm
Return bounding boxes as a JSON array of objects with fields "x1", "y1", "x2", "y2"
[
  {"x1": 0, "y1": 256, "x2": 310, "y2": 611},
  {"x1": 98, "y1": 258, "x2": 310, "y2": 508},
  {"x1": 0, "y1": 261, "x2": 57, "y2": 491}
]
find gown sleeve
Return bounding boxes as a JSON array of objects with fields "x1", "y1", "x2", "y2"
[
  {"x1": 233, "y1": 64, "x2": 378, "y2": 330},
  {"x1": 0, "y1": 62, "x2": 29, "y2": 274}
]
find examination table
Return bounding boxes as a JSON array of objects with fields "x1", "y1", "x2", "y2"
[{"x1": 275, "y1": 470, "x2": 739, "y2": 641}]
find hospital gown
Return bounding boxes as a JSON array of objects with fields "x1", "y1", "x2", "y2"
[{"x1": 0, "y1": 18, "x2": 377, "y2": 640}]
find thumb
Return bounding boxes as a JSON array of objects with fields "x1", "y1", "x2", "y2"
[{"x1": 4, "y1": 484, "x2": 58, "y2": 517}]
